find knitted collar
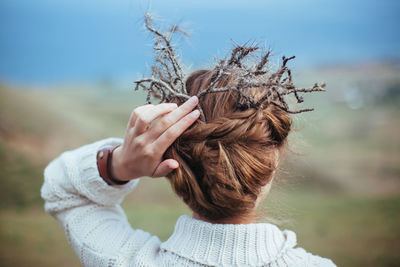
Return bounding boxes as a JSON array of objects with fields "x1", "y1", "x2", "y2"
[{"x1": 160, "y1": 215, "x2": 298, "y2": 266}]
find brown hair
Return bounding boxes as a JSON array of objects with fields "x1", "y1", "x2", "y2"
[{"x1": 164, "y1": 69, "x2": 292, "y2": 222}]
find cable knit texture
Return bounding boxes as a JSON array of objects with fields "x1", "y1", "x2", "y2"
[{"x1": 41, "y1": 138, "x2": 336, "y2": 267}]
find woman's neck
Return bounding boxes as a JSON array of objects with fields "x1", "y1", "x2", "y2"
[{"x1": 192, "y1": 212, "x2": 256, "y2": 224}]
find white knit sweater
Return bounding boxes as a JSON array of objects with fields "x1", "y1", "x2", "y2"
[{"x1": 41, "y1": 138, "x2": 336, "y2": 267}]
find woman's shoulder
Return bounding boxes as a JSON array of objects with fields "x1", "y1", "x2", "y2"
[
  {"x1": 310, "y1": 256, "x2": 337, "y2": 267},
  {"x1": 252, "y1": 225, "x2": 336, "y2": 267},
  {"x1": 291, "y1": 246, "x2": 337, "y2": 267},
  {"x1": 281, "y1": 231, "x2": 336, "y2": 267}
]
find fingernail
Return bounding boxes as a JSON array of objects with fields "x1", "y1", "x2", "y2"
[
  {"x1": 190, "y1": 109, "x2": 200, "y2": 118},
  {"x1": 169, "y1": 103, "x2": 178, "y2": 108},
  {"x1": 171, "y1": 161, "x2": 179, "y2": 169},
  {"x1": 188, "y1": 96, "x2": 198, "y2": 105}
]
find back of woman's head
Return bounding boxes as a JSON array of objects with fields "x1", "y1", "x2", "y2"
[{"x1": 165, "y1": 69, "x2": 292, "y2": 222}]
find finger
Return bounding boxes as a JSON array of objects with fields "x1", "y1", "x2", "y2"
[
  {"x1": 147, "y1": 96, "x2": 199, "y2": 140},
  {"x1": 127, "y1": 104, "x2": 153, "y2": 129},
  {"x1": 132, "y1": 103, "x2": 178, "y2": 136},
  {"x1": 152, "y1": 159, "x2": 179, "y2": 177},
  {"x1": 153, "y1": 109, "x2": 200, "y2": 151}
]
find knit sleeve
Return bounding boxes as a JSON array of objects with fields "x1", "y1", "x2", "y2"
[{"x1": 41, "y1": 138, "x2": 161, "y2": 267}]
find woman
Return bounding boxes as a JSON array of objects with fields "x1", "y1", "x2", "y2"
[
  {"x1": 41, "y1": 64, "x2": 336, "y2": 266},
  {"x1": 42, "y1": 14, "x2": 335, "y2": 265}
]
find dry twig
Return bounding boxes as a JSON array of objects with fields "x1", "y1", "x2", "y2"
[{"x1": 134, "y1": 13, "x2": 326, "y2": 121}]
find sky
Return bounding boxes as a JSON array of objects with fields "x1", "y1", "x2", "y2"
[{"x1": 0, "y1": 0, "x2": 399, "y2": 86}]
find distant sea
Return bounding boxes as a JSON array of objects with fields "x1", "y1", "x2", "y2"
[{"x1": 0, "y1": 0, "x2": 399, "y2": 86}]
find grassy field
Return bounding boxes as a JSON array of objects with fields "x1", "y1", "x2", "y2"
[
  {"x1": 0, "y1": 63, "x2": 399, "y2": 266},
  {"x1": 1, "y1": 186, "x2": 399, "y2": 267}
]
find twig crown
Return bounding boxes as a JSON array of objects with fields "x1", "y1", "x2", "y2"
[{"x1": 134, "y1": 13, "x2": 326, "y2": 121}]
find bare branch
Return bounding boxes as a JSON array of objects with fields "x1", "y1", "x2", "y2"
[{"x1": 134, "y1": 13, "x2": 326, "y2": 122}]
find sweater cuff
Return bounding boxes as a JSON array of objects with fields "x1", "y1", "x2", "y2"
[{"x1": 66, "y1": 138, "x2": 139, "y2": 206}]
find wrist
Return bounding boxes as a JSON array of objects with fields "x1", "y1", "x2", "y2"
[
  {"x1": 97, "y1": 145, "x2": 129, "y2": 185},
  {"x1": 110, "y1": 146, "x2": 131, "y2": 182}
]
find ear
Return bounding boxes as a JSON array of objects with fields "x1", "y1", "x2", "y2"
[
  {"x1": 274, "y1": 149, "x2": 281, "y2": 169},
  {"x1": 255, "y1": 180, "x2": 273, "y2": 208}
]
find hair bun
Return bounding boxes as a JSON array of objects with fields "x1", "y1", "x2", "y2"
[{"x1": 165, "y1": 91, "x2": 291, "y2": 221}]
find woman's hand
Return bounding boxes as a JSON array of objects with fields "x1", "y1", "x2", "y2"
[{"x1": 110, "y1": 96, "x2": 200, "y2": 181}]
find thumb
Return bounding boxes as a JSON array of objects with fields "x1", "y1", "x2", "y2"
[{"x1": 152, "y1": 159, "x2": 179, "y2": 178}]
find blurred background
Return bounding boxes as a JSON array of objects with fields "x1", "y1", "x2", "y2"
[{"x1": 0, "y1": 0, "x2": 399, "y2": 266}]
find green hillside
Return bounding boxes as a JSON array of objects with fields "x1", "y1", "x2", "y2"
[{"x1": 0, "y1": 63, "x2": 399, "y2": 266}]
